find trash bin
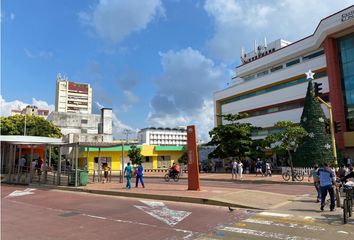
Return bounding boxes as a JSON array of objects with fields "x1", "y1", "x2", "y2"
[
  {"x1": 68, "y1": 170, "x2": 88, "y2": 186},
  {"x1": 79, "y1": 171, "x2": 88, "y2": 186}
]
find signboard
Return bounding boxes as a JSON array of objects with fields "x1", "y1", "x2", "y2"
[
  {"x1": 187, "y1": 125, "x2": 200, "y2": 191},
  {"x1": 341, "y1": 9, "x2": 354, "y2": 22}
]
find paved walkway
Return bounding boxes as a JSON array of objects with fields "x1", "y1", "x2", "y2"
[
  {"x1": 41, "y1": 173, "x2": 316, "y2": 211},
  {"x1": 143, "y1": 172, "x2": 313, "y2": 185}
]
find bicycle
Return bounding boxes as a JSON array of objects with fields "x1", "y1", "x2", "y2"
[
  {"x1": 164, "y1": 171, "x2": 180, "y2": 182},
  {"x1": 282, "y1": 170, "x2": 304, "y2": 182},
  {"x1": 342, "y1": 184, "x2": 353, "y2": 224}
]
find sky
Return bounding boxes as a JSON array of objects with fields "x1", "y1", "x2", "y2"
[{"x1": 2, "y1": 0, "x2": 353, "y2": 141}]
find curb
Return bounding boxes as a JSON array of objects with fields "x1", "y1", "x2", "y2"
[
  {"x1": 30, "y1": 184, "x2": 263, "y2": 210},
  {"x1": 143, "y1": 176, "x2": 313, "y2": 186}
]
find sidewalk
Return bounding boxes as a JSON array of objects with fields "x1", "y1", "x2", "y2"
[
  {"x1": 45, "y1": 174, "x2": 315, "y2": 211},
  {"x1": 143, "y1": 172, "x2": 313, "y2": 185}
]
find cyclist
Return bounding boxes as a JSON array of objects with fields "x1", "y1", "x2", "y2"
[{"x1": 169, "y1": 162, "x2": 180, "y2": 177}]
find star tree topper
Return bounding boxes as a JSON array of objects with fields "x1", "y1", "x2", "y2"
[{"x1": 305, "y1": 70, "x2": 315, "y2": 80}]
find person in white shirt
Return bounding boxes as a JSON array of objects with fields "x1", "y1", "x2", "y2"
[{"x1": 238, "y1": 161, "x2": 243, "y2": 180}]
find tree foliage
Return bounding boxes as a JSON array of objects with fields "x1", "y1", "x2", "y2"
[
  {"x1": 128, "y1": 145, "x2": 143, "y2": 165},
  {"x1": 207, "y1": 113, "x2": 254, "y2": 160},
  {"x1": 265, "y1": 121, "x2": 307, "y2": 180},
  {"x1": 0, "y1": 115, "x2": 62, "y2": 138},
  {"x1": 178, "y1": 146, "x2": 188, "y2": 165},
  {"x1": 293, "y1": 80, "x2": 333, "y2": 167}
]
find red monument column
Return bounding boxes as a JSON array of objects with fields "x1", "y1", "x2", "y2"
[
  {"x1": 323, "y1": 37, "x2": 346, "y2": 150},
  {"x1": 187, "y1": 125, "x2": 200, "y2": 191}
]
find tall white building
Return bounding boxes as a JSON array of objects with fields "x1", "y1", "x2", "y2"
[
  {"x1": 214, "y1": 5, "x2": 354, "y2": 151},
  {"x1": 55, "y1": 74, "x2": 92, "y2": 114},
  {"x1": 138, "y1": 127, "x2": 187, "y2": 146}
]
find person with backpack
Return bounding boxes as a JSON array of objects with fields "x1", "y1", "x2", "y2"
[{"x1": 124, "y1": 162, "x2": 133, "y2": 189}]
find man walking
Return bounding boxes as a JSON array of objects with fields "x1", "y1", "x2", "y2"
[
  {"x1": 231, "y1": 160, "x2": 237, "y2": 180},
  {"x1": 124, "y1": 162, "x2": 133, "y2": 189},
  {"x1": 317, "y1": 163, "x2": 336, "y2": 211},
  {"x1": 135, "y1": 163, "x2": 145, "y2": 188}
]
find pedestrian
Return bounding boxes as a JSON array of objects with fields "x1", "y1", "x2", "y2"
[
  {"x1": 266, "y1": 161, "x2": 272, "y2": 177},
  {"x1": 308, "y1": 164, "x2": 321, "y2": 202},
  {"x1": 238, "y1": 160, "x2": 243, "y2": 180},
  {"x1": 231, "y1": 159, "x2": 237, "y2": 180},
  {"x1": 338, "y1": 164, "x2": 346, "y2": 178},
  {"x1": 317, "y1": 163, "x2": 337, "y2": 211},
  {"x1": 124, "y1": 162, "x2": 133, "y2": 189},
  {"x1": 256, "y1": 158, "x2": 263, "y2": 176},
  {"x1": 135, "y1": 163, "x2": 145, "y2": 188},
  {"x1": 19, "y1": 155, "x2": 26, "y2": 172},
  {"x1": 346, "y1": 156, "x2": 352, "y2": 167},
  {"x1": 102, "y1": 163, "x2": 110, "y2": 183}
]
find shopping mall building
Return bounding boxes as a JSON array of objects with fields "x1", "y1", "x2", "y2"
[{"x1": 214, "y1": 5, "x2": 354, "y2": 151}]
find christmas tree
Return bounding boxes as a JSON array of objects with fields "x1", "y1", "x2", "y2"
[{"x1": 293, "y1": 78, "x2": 333, "y2": 167}]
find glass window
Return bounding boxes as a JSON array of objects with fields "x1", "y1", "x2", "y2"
[
  {"x1": 303, "y1": 50, "x2": 324, "y2": 61},
  {"x1": 271, "y1": 65, "x2": 283, "y2": 72},
  {"x1": 286, "y1": 59, "x2": 300, "y2": 67}
]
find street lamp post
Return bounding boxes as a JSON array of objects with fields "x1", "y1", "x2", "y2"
[
  {"x1": 121, "y1": 129, "x2": 132, "y2": 183},
  {"x1": 24, "y1": 114, "x2": 27, "y2": 136}
]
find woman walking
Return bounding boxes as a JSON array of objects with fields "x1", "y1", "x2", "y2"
[{"x1": 238, "y1": 160, "x2": 243, "y2": 180}]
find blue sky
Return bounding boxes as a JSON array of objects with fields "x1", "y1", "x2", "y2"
[{"x1": 2, "y1": 0, "x2": 353, "y2": 141}]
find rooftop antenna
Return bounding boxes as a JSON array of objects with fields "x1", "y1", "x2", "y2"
[{"x1": 254, "y1": 40, "x2": 257, "y2": 52}]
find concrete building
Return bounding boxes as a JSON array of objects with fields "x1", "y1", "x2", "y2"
[
  {"x1": 11, "y1": 105, "x2": 49, "y2": 119},
  {"x1": 137, "y1": 127, "x2": 187, "y2": 146},
  {"x1": 55, "y1": 73, "x2": 92, "y2": 114},
  {"x1": 48, "y1": 108, "x2": 113, "y2": 143},
  {"x1": 214, "y1": 5, "x2": 354, "y2": 151}
]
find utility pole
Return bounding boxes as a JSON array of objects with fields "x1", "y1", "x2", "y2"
[{"x1": 121, "y1": 129, "x2": 132, "y2": 183}]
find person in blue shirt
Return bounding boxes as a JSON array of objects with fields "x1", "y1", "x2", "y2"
[
  {"x1": 135, "y1": 163, "x2": 145, "y2": 188},
  {"x1": 124, "y1": 162, "x2": 132, "y2": 189},
  {"x1": 317, "y1": 162, "x2": 336, "y2": 211}
]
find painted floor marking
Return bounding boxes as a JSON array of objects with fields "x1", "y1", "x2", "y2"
[
  {"x1": 6, "y1": 188, "x2": 36, "y2": 198},
  {"x1": 134, "y1": 200, "x2": 192, "y2": 226},
  {"x1": 258, "y1": 212, "x2": 291, "y2": 218},
  {"x1": 221, "y1": 227, "x2": 319, "y2": 240},
  {"x1": 243, "y1": 219, "x2": 325, "y2": 231},
  {"x1": 337, "y1": 231, "x2": 349, "y2": 234}
]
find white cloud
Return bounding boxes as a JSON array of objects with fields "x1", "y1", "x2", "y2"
[
  {"x1": 148, "y1": 47, "x2": 228, "y2": 142},
  {"x1": 204, "y1": 0, "x2": 353, "y2": 62},
  {"x1": 24, "y1": 48, "x2": 53, "y2": 59},
  {"x1": 79, "y1": 0, "x2": 164, "y2": 44},
  {"x1": 0, "y1": 95, "x2": 54, "y2": 117}
]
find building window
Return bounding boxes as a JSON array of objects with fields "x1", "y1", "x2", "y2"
[
  {"x1": 81, "y1": 119, "x2": 88, "y2": 124},
  {"x1": 338, "y1": 33, "x2": 354, "y2": 131},
  {"x1": 303, "y1": 49, "x2": 324, "y2": 61},
  {"x1": 257, "y1": 70, "x2": 269, "y2": 78},
  {"x1": 286, "y1": 58, "x2": 300, "y2": 67},
  {"x1": 270, "y1": 65, "x2": 283, "y2": 72},
  {"x1": 81, "y1": 129, "x2": 87, "y2": 133}
]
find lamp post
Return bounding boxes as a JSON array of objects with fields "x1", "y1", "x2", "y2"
[{"x1": 121, "y1": 129, "x2": 132, "y2": 183}]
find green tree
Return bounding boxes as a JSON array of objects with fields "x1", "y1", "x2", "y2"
[
  {"x1": 178, "y1": 146, "x2": 188, "y2": 165},
  {"x1": 207, "y1": 113, "x2": 254, "y2": 160},
  {"x1": 265, "y1": 121, "x2": 307, "y2": 181},
  {"x1": 293, "y1": 80, "x2": 333, "y2": 167},
  {"x1": 249, "y1": 139, "x2": 267, "y2": 160},
  {"x1": 0, "y1": 115, "x2": 62, "y2": 138},
  {"x1": 128, "y1": 145, "x2": 143, "y2": 165}
]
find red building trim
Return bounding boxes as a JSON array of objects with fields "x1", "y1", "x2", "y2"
[{"x1": 323, "y1": 37, "x2": 346, "y2": 150}]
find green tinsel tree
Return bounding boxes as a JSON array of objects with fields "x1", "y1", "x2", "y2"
[{"x1": 293, "y1": 80, "x2": 333, "y2": 167}]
